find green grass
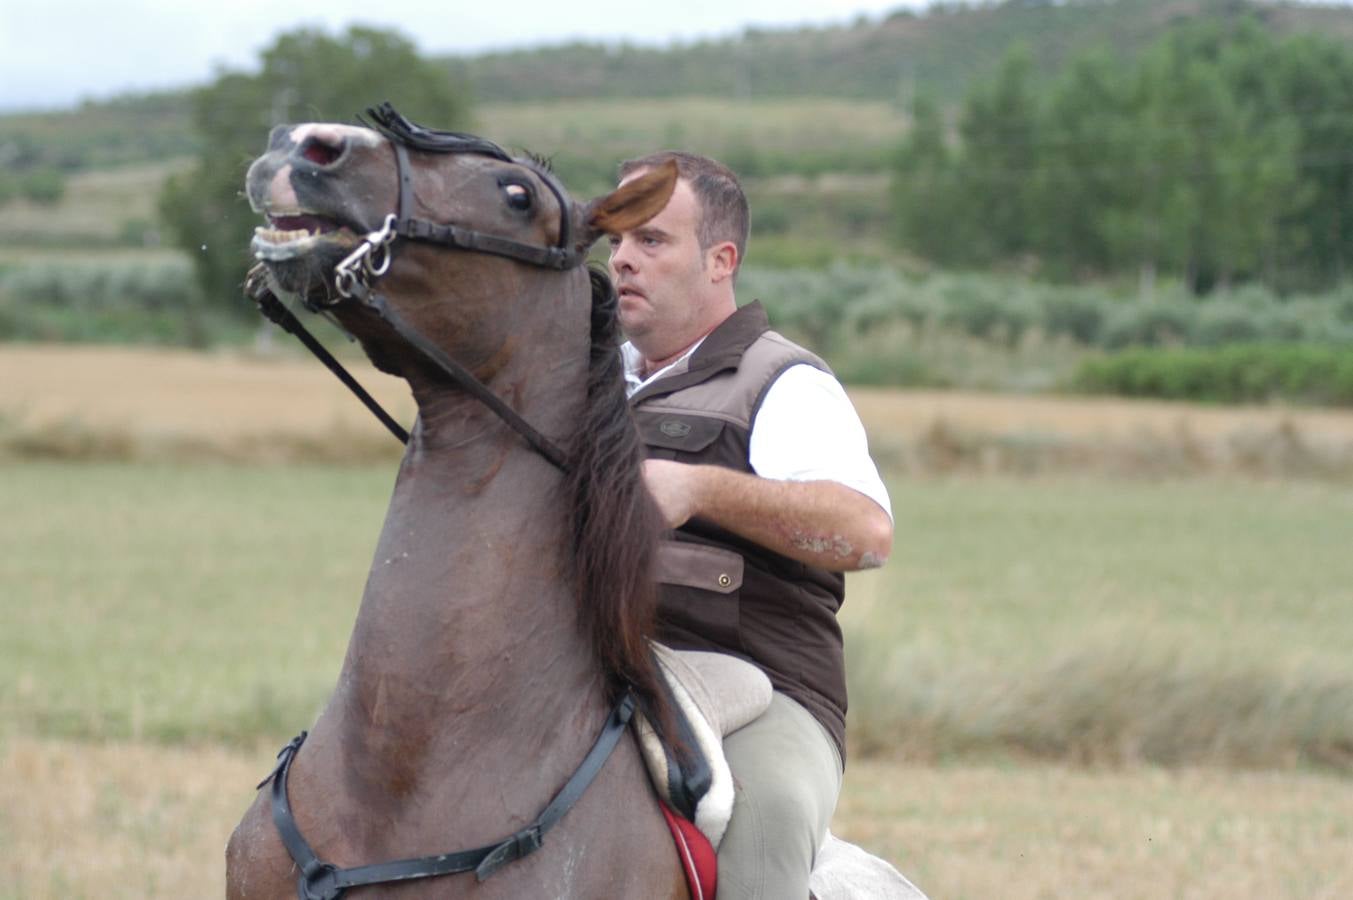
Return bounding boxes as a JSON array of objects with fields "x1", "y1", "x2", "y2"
[
  {"x1": 0, "y1": 463, "x2": 389, "y2": 745},
  {"x1": 4, "y1": 462, "x2": 1351, "y2": 770},
  {"x1": 846, "y1": 477, "x2": 1353, "y2": 767}
]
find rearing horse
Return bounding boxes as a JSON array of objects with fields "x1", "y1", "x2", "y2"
[{"x1": 228, "y1": 106, "x2": 686, "y2": 898}]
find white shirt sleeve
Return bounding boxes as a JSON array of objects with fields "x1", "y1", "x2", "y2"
[{"x1": 747, "y1": 364, "x2": 893, "y2": 521}]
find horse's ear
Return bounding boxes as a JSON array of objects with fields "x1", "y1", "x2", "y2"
[{"x1": 579, "y1": 160, "x2": 678, "y2": 247}]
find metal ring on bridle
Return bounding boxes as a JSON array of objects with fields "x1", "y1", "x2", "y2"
[
  {"x1": 333, "y1": 215, "x2": 399, "y2": 299},
  {"x1": 333, "y1": 250, "x2": 365, "y2": 300},
  {"x1": 365, "y1": 215, "x2": 398, "y2": 278}
]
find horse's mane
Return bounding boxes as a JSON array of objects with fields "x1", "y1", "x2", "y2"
[{"x1": 567, "y1": 267, "x2": 670, "y2": 732}]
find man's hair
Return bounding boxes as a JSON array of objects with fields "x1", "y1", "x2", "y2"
[{"x1": 619, "y1": 151, "x2": 749, "y2": 270}]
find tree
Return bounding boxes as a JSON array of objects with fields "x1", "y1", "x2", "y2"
[
  {"x1": 158, "y1": 26, "x2": 470, "y2": 316},
  {"x1": 1242, "y1": 32, "x2": 1353, "y2": 288},
  {"x1": 1036, "y1": 48, "x2": 1133, "y2": 277},
  {"x1": 891, "y1": 94, "x2": 966, "y2": 263},
  {"x1": 953, "y1": 45, "x2": 1044, "y2": 265}
]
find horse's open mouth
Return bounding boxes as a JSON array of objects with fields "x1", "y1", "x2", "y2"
[{"x1": 252, "y1": 213, "x2": 358, "y2": 262}]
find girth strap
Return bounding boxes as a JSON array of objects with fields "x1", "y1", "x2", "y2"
[{"x1": 263, "y1": 690, "x2": 637, "y2": 900}]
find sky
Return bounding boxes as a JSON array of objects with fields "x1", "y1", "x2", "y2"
[{"x1": 0, "y1": 0, "x2": 928, "y2": 113}]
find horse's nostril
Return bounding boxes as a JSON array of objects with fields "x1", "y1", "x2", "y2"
[{"x1": 299, "y1": 136, "x2": 344, "y2": 167}]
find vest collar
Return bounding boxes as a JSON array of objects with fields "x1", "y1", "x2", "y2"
[{"x1": 628, "y1": 301, "x2": 770, "y2": 406}]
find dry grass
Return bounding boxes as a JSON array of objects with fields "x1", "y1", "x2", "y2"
[
  {"x1": 476, "y1": 97, "x2": 903, "y2": 163},
  {"x1": 4, "y1": 343, "x2": 1353, "y2": 474},
  {"x1": 838, "y1": 759, "x2": 1353, "y2": 900},
  {"x1": 3, "y1": 738, "x2": 1350, "y2": 900},
  {"x1": 0, "y1": 344, "x2": 413, "y2": 447},
  {"x1": 851, "y1": 386, "x2": 1353, "y2": 477},
  {"x1": 0, "y1": 738, "x2": 259, "y2": 899}
]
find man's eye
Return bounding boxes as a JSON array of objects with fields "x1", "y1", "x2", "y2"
[{"x1": 607, "y1": 234, "x2": 621, "y2": 249}]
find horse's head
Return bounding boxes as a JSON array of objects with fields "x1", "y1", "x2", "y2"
[{"x1": 245, "y1": 105, "x2": 675, "y2": 381}]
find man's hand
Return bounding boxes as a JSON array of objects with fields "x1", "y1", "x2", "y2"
[
  {"x1": 641, "y1": 459, "x2": 892, "y2": 572},
  {"x1": 643, "y1": 458, "x2": 701, "y2": 528}
]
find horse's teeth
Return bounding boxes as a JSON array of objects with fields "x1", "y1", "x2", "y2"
[{"x1": 253, "y1": 226, "x2": 313, "y2": 243}]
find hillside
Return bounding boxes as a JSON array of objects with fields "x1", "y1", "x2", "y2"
[
  {"x1": 450, "y1": 0, "x2": 1352, "y2": 104},
  {"x1": 5, "y1": 0, "x2": 1353, "y2": 175}
]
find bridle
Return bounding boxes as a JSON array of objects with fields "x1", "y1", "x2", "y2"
[
  {"x1": 331, "y1": 102, "x2": 584, "y2": 293},
  {"x1": 251, "y1": 101, "x2": 585, "y2": 471},
  {"x1": 247, "y1": 104, "x2": 638, "y2": 899}
]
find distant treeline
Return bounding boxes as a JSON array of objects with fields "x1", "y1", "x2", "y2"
[
  {"x1": 6, "y1": 0, "x2": 1352, "y2": 174},
  {"x1": 451, "y1": 0, "x2": 1350, "y2": 105},
  {"x1": 893, "y1": 16, "x2": 1353, "y2": 293}
]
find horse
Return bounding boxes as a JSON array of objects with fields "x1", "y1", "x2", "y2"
[{"x1": 227, "y1": 104, "x2": 687, "y2": 899}]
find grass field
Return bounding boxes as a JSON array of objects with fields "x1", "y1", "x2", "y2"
[
  {"x1": 2, "y1": 344, "x2": 1352, "y2": 898},
  {"x1": 4, "y1": 463, "x2": 1352, "y2": 898},
  {"x1": 0, "y1": 158, "x2": 193, "y2": 247},
  {"x1": 475, "y1": 97, "x2": 903, "y2": 172},
  {"x1": 4, "y1": 738, "x2": 1350, "y2": 899}
]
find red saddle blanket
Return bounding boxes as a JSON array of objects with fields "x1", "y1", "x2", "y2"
[{"x1": 659, "y1": 800, "x2": 718, "y2": 900}]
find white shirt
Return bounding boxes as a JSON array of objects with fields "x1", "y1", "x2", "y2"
[{"x1": 622, "y1": 342, "x2": 893, "y2": 520}]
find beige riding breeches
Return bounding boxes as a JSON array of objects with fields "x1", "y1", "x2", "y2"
[{"x1": 716, "y1": 691, "x2": 844, "y2": 899}]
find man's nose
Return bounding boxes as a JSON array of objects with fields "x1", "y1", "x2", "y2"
[{"x1": 609, "y1": 236, "x2": 636, "y2": 274}]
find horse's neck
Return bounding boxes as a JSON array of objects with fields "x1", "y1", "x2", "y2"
[{"x1": 333, "y1": 358, "x2": 598, "y2": 770}]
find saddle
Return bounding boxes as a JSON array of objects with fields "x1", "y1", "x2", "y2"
[{"x1": 636, "y1": 645, "x2": 929, "y2": 900}]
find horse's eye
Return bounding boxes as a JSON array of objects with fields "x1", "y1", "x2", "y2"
[{"x1": 504, "y1": 183, "x2": 532, "y2": 211}]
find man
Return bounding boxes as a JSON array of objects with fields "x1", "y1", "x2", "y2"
[{"x1": 608, "y1": 151, "x2": 894, "y2": 899}]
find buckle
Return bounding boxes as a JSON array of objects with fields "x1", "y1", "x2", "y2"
[
  {"x1": 475, "y1": 825, "x2": 543, "y2": 881},
  {"x1": 297, "y1": 862, "x2": 342, "y2": 900}
]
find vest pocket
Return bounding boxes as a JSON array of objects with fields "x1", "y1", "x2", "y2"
[
  {"x1": 654, "y1": 541, "x2": 743, "y2": 650},
  {"x1": 636, "y1": 412, "x2": 725, "y2": 454}
]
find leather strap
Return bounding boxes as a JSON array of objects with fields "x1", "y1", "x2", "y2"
[
  {"x1": 263, "y1": 691, "x2": 637, "y2": 900},
  {"x1": 246, "y1": 268, "x2": 409, "y2": 445},
  {"x1": 388, "y1": 128, "x2": 580, "y2": 271},
  {"x1": 349, "y1": 282, "x2": 570, "y2": 472},
  {"x1": 394, "y1": 218, "x2": 576, "y2": 270}
]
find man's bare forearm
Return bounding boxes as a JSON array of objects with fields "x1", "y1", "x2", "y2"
[{"x1": 644, "y1": 460, "x2": 892, "y2": 571}]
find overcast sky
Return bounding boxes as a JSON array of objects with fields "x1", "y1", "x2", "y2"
[{"x1": 1, "y1": 1, "x2": 932, "y2": 112}]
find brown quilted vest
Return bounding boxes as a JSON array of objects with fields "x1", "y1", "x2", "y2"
[{"x1": 629, "y1": 301, "x2": 848, "y2": 760}]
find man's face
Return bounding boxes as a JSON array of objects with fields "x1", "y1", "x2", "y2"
[{"x1": 607, "y1": 175, "x2": 713, "y2": 357}]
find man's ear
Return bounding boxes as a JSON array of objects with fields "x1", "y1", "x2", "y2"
[
  {"x1": 578, "y1": 161, "x2": 678, "y2": 249},
  {"x1": 708, "y1": 240, "x2": 739, "y2": 283}
]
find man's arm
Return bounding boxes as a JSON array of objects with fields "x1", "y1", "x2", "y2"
[{"x1": 643, "y1": 458, "x2": 893, "y2": 571}]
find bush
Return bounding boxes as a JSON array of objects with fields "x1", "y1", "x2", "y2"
[
  {"x1": 1102, "y1": 303, "x2": 1199, "y2": 348},
  {"x1": 17, "y1": 168, "x2": 66, "y2": 205},
  {"x1": 0, "y1": 258, "x2": 243, "y2": 347},
  {"x1": 1069, "y1": 345, "x2": 1353, "y2": 406}
]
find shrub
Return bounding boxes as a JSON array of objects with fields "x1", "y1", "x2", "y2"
[
  {"x1": 1069, "y1": 345, "x2": 1353, "y2": 406},
  {"x1": 0, "y1": 258, "x2": 242, "y2": 347}
]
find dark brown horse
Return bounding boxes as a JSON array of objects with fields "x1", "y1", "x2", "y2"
[{"x1": 228, "y1": 107, "x2": 685, "y2": 898}]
